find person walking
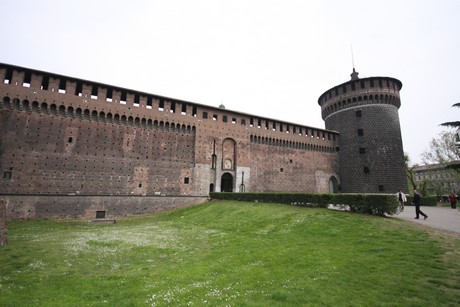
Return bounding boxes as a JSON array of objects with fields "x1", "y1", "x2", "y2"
[
  {"x1": 396, "y1": 189, "x2": 407, "y2": 213},
  {"x1": 413, "y1": 189, "x2": 428, "y2": 220},
  {"x1": 448, "y1": 192, "x2": 457, "y2": 209}
]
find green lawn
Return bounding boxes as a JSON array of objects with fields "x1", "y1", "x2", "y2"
[{"x1": 1, "y1": 200, "x2": 459, "y2": 306}]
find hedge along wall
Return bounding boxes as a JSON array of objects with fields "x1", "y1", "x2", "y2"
[
  {"x1": 405, "y1": 196, "x2": 438, "y2": 206},
  {"x1": 210, "y1": 193, "x2": 399, "y2": 216}
]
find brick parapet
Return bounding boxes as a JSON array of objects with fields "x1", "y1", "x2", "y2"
[
  {"x1": 0, "y1": 62, "x2": 337, "y2": 147},
  {"x1": 3, "y1": 195, "x2": 208, "y2": 220}
]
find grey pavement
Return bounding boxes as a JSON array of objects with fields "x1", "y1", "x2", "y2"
[{"x1": 391, "y1": 205, "x2": 460, "y2": 236}]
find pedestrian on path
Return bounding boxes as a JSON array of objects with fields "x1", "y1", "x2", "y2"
[
  {"x1": 396, "y1": 189, "x2": 407, "y2": 212},
  {"x1": 448, "y1": 192, "x2": 457, "y2": 209},
  {"x1": 413, "y1": 189, "x2": 428, "y2": 220}
]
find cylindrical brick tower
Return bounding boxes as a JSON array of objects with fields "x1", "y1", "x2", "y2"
[{"x1": 318, "y1": 69, "x2": 407, "y2": 193}]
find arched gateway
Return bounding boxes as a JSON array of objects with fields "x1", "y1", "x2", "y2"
[
  {"x1": 221, "y1": 173, "x2": 234, "y2": 192},
  {"x1": 329, "y1": 176, "x2": 339, "y2": 193}
]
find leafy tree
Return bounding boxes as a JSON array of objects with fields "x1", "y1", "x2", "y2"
[
  {"x1": 404, "y1": 154, "x2": 416, "y2": 192},
  {"x1": 405, "y1": 154, "x2": 435, "y2": 196},
  {"x1": 421, "y1": 130, "x2": 460, "y2": 165},
  {"x1": 420, "y1": 180, "x2": 430, "y2": 197},
  {"x1": 438, "y1": 102, "x2": 460, "y2": 173},
  {"x1": 419, "y1": 102, "x2": 460, "y2": 194}
]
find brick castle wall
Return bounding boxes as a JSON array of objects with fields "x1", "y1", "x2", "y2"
[
  {"x1": 3, "y1": 195, "x2": 208, "y2": 220},
  {"x1": 0, "y1": 109, "x2": 196, "y2": 196},
  {"x1": 0, "y1": 63, "x2": 340, "y2": 219},
  {"x1": 249, "y1": 142, "x2": 338, "y2": 193}
]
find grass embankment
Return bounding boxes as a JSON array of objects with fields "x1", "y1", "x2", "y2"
[{"x1": 1, "y1": 200, "x2": 459, "y2": 306}]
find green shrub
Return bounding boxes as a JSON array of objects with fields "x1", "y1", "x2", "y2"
[
  {"x1": 210, "y1": 192, "x2": 398, "y2": 216},
  {"x1": 405, "y1": 195, "x2": 438, "y2": 206}
]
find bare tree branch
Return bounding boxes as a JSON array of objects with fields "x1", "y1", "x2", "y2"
[{"x1": 404, "y1": 153, "x2": 416, "y2": 191}]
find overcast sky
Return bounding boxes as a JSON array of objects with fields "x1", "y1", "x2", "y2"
[{"x1": 1, "y1": 0, "x2": 459, "y2": 165}]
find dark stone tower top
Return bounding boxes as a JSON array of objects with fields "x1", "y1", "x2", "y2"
[
  {"x1": 317, "y1": 69, "x2": 407, "y2": 194},
  {"x1": 318, "y1": 69, "x2": 403, "y2": 122}
]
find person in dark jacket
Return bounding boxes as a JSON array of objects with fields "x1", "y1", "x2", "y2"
[
  {"x1": 413, "y1": 189, "x2": 428, "y2": 220},
  {"x1": 448, "y1": 192, "x2": 457, "y2": 209}
]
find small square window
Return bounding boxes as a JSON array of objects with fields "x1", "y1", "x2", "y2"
[
  {"x1": 359, "y1": 148, "x2": 366, "y2": 154},
  {"x1": 356, "y1": 110, "x2": 362, "y2": 117},
  {"x1": 184, "y1": 177, "x2": 190, "y2": 184},
  {"x1": 363, "y1": 167, "x2": 370, "y2": 174},
  {"x1": 378, "y1": 185, "x2": 384, "y2": 192},
  {"x1": 96, "y1": 211, "x2": 106, "y2": 219},
  {"x1": 223, "y1": 116, "x2": 227, "y2": 123},
  {"x1": 358, "y1": 129, "x2": 364, "y2": 136},
  {"x1": 202, "y1": 112, "x2": 208, "y2": 119},
  {"x1": 3, "y1": 171, "x2": 12, "y2": 180}
]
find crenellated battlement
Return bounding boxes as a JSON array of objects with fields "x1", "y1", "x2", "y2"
[
  {"x1": 0, "y1": 63, "x2": 337, "y2": 150},
  {"x1": 318, "y1": 76, "x2": 402, "y2": 120}
]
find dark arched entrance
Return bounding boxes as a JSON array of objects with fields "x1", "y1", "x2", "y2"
[
  {"x1": 329, "y1": 176, "x2": 339, "y2": 193},
  {"x1": 221, "y1": 173, "x2": 234, "y2": 192}
]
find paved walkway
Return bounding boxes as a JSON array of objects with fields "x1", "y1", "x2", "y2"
[{"x1": 391, "y1": 205, "x2": 460, "y2": 236}]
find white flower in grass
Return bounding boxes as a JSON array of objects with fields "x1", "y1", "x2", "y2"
[{"x1": 28, "y1": 260, "x2": 45, "y2": 270}]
